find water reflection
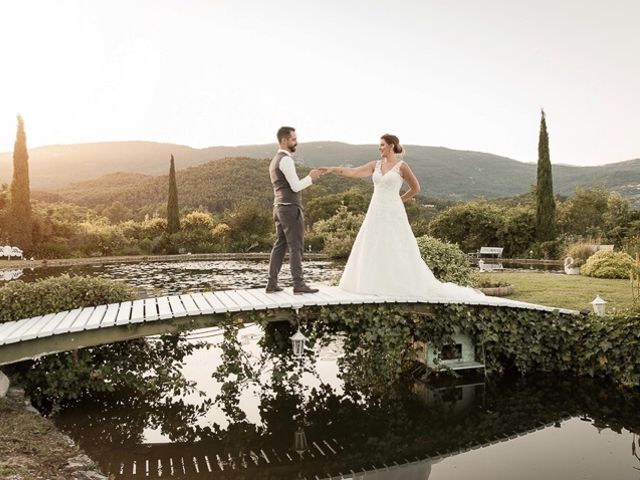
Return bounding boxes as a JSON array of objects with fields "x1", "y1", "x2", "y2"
[
  {"x1": 0, "y1": 260, "x2": 342, "y2": 296},
  {"x1": 0, "y1": 269, "x2": 23, "y2": 281},
  {"x1": 51, "y1": 324, "x2": 640, "y2": 480}
]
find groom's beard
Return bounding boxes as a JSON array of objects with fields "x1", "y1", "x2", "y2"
[{"x1": 290, "y1": 144, "x2": 297, "y2": 153}]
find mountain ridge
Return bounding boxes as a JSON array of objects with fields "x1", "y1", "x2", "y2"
[{"x1": 1, "y1": 140, "x2": 639, "y2": 202}]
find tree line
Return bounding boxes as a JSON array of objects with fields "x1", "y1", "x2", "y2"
[{"x1": 1, "y1": 112, "x2": 638, "y2": 260}]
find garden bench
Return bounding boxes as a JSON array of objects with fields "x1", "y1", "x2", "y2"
[
  {"x1": 475, "y1": 247, "x2": 504, "y2": 272},
  {"x1": 0, "y1": 246, "x2": 24, "y2": 260},
  {"x1": 479, "y1": 246, "x2": 503, "y2": 258},
  {"x1": 478, "y1": 259, "x2": 504, "y2": 272}
]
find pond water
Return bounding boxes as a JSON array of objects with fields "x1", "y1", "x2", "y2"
[
  {"x1": 0, "y1": 259, "x2": 344, "y2": 296},
  {"x1": 51, "y1": 325, "x2": 640, "y2": 480},
  {"x1": 4, "y1": 259, "x2": 639, "y2": 479}
]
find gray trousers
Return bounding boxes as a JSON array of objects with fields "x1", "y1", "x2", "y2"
[{"x1": 268, "y1": 205, "x2": 305, "y2": 288}]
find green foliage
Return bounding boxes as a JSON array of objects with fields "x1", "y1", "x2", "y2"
[
  {"x1": 317, "y1": 303, "x2": 640, "y2": 389},
  {"x1": 100, "y1": 201, "x2": 132, "y2": 224},
  {"x1": 54, "y1": 157, "x2": 355, "y2": 214},
  {"x1": 470, "y1": 273, "x2": 511, "y2": 288},
  {"x1": 557, "y1": 185, "x2": 609, "y2": 237},
  {"x1": 555, "y1": 185, "x2": 632, "y2": 245},
  {"x1": 171, "y1": 210, "x2": 216, "y2": 253},
  {"x1": 535, "y1": 109, "x2": 556, "y2": 241},
  {"x1": 167, "y1": 154, "x2": 180, "y2": 234},
  {"x1": 142, "y1": 217, "x2": 168, "y2": 237},
  {"x1": 415, "y1": 235, "x2": 472, "y2": 285},
  {"x1": 498, "y1": 205, "x2": 537, "y2": 257},
  {"x1": 427, "y1": 200, "x2": 545, "y2": 257},
  {"x1": 563, "y1": 242, "x2": 596, "y2": 267},
  {"x1": 245, "y1": 302, "x2": 640, "y2": 391},
  {"x1": 312, "y1": 205, "x2": 364, "y2": 259},
  {"x1": 0, "y1": 275, "x2": 202, "y2": 413},
  {"x1": 0, "y1": 275, "x2": 133, "y2": 323},
  {"x1": 305, "y1": 187, "x2": 371, "y2": 225},
  {"x1": 427, "y1": 200, "x2": 503, "y2": 254},
  {"x1": 8, "y1": 115, "x2": 33, "y2": 251},
  {"x1": 581, "y1": 250, "x2": 634, "y2": 279},
  {"x1": 223, "y1": 201, "x2": 273, "y2": 252}
]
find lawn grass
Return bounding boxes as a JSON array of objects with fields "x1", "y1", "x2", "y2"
[{"x1": 479, "y1": 271, "x2": 634, "y2": 312}]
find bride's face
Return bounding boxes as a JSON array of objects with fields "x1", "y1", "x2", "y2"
[{"x1": 379, "y1": 139, "x2": 392, "y2": 158}]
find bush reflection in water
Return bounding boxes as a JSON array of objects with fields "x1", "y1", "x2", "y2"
[{"x1": 48, "y1": 319, "x2": 640, "y2": 480}]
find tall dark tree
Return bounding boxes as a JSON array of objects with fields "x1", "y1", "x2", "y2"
[
  {"x1": 535, "y1": 109, "x2": 556, "y2": 241},
  {"x1": 9, "y1": 115, "x2": 33, "y2": 250},
  {"x1": 167, "y1": 154, "x2": 180, "y2": 234}
]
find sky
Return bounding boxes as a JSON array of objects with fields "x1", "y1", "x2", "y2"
[{"x1": 1, "y1": 0, "x2": 638, "y2": 166}]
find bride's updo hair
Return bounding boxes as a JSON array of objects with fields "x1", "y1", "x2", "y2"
[{"x1": 381, "y1": 134, "x2": 404, "y2": 154}]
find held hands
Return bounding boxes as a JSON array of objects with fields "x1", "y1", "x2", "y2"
[
  {"x1": 309, "y1": 169, "x2": 323, "y2": 180},
  {"x1": 310, "y1": 167, "x2": 333, "y2": 180}
]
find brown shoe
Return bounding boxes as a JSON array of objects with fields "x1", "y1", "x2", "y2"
[
  {"x1": 293, "y1": 285, "x2": 319, "y2": 295},
  {"x1": 265, "y1": 285, "x2": 284, "y2": 293}
]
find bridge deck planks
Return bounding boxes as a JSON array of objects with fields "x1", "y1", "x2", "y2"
[
  {"x1": 0, "y1": 286, "x2": 577, "y2": 363},
  {"x1": 23, "y1": 312, "x2": 59, "y2": 340}
]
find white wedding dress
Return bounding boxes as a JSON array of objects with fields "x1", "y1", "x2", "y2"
[{"x1": 339, "y1": 160, "x2": 485, "y2": 301}]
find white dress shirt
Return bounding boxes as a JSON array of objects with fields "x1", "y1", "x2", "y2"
[{"x1": 277, "y1": 149, "x2": 313, "y2": 192}]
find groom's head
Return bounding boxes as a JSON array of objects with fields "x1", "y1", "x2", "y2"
[{"x1": 277, "y1": 126, "x2": 297, "y2": 153}]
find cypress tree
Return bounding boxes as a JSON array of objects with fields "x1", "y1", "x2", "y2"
[
  {"x1": 535, "y1": 109, "x2": 556, "y2": 241},
  {"x1": 167, "y1": 154, "x2": 180, "y2": 234},
  {"x1": 9, "y1": 115, "x2": 33, "y2": 250}
]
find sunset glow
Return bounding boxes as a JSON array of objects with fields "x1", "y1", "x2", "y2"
[{"x1": 1, "y1": 0, "x2": 639, "y2": 165}]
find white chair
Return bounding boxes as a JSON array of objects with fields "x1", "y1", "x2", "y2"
[{"x1": 1, "y1": 245, "x2": 24, "y2": 260}]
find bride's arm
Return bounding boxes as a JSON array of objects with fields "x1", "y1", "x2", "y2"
[
  {"x1": 399, "y1": 162, "x2": 421, "y2": 202},
  {"x1": 322, "y1": 161, "x2": 376, "y2": 178}
]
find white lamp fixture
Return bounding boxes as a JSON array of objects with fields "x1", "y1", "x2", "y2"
[
  {"x1": 290, "y1": 329, "x2": 308, "y2": 357},
  {"x1": 294, "y1": 427, "x2": 308, "y2": 457},
  {"x1": 591, "y1": 295, "x2": 607, "y2": 316}
]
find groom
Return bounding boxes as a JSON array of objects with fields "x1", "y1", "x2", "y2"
[{"x1": 266, "y1": 126, "x2": 322, "y2": 294}]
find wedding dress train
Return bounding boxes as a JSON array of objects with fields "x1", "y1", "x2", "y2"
[{"x1": 338, "y1": 160, "x2": 484, "y2": 301}]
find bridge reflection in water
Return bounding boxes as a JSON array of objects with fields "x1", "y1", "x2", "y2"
[
  {"x1": 96, "y1": 382, "x2": 489, "y2": 479},
  {"x1": 52, "y1": 374, "x2": 629, "y2": 480}
]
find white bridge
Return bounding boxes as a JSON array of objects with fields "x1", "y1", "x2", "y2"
[{"x1": 0, "y1": 286, "x2": 576, "y2": 366}]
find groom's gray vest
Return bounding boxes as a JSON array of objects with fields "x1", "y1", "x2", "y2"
[{"x1": 269, "y1": 151, "x2": 302, "y2": 206}]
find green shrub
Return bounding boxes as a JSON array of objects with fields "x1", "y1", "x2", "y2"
[
  {"x1": 581, "y1": 250, "x2": 634, "y2": 279},
  {"x1": 224, "y1": 202, "x2": 273, "y2": 252},
  {"x1": 0, "y1": 275, "x2": 133, "y2": 323},
  {"x1": 428, "y1": 200, "x2": 503, "y2": 255},
  {"x1": 1, "y1": 276, "x2": 198, "y2": 413},
  {"x1": 313, "y1": 205, "x2": 364, "y2": 259},
  {"x1": 470, "y1": 272, "x2": 510, "y2": 288},
  {"x1": 416, "y1": 235, "x2": 472, "y2": 285}
]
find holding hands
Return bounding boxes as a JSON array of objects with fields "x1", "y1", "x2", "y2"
[{"x1": 309, "y1": 167, "x2": 336, "y2": 180}]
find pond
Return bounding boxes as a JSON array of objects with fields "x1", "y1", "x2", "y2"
[
  {"x1": 5, "y1": 259, "x2": 640, "y2": 479},
  {"x1": 0, "y1": 259, "x2": 344, "y2": 296},
  {"x1": 49, "y1": 326, "x2": 640, "y2": 480}
]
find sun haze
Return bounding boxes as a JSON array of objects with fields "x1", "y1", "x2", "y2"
[{"x1": 1, "y1": 0, "x2": 639, "y2": 166}]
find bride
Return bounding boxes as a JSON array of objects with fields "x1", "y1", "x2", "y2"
[{"x1": 322, "y1": 134, "x2": 484, "y2": 300}]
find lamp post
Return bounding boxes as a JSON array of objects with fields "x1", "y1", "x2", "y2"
[
  {"x1": 290, "y1": 328, "x2": 308, "y2": 358},
  {"x1": 294, "y1": 427, "x2": 308, "y2": 458},
  {"x1": 591, "y1": 295, "x2": 607, "y2": 316}
]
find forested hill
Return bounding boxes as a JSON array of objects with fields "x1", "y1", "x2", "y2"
[
  {"x1": 1, "y1": 140, "x2": 639, "y2": 201},
  {"x1": 54, "y1": 157, "x2": 367, "y2": 212}
]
